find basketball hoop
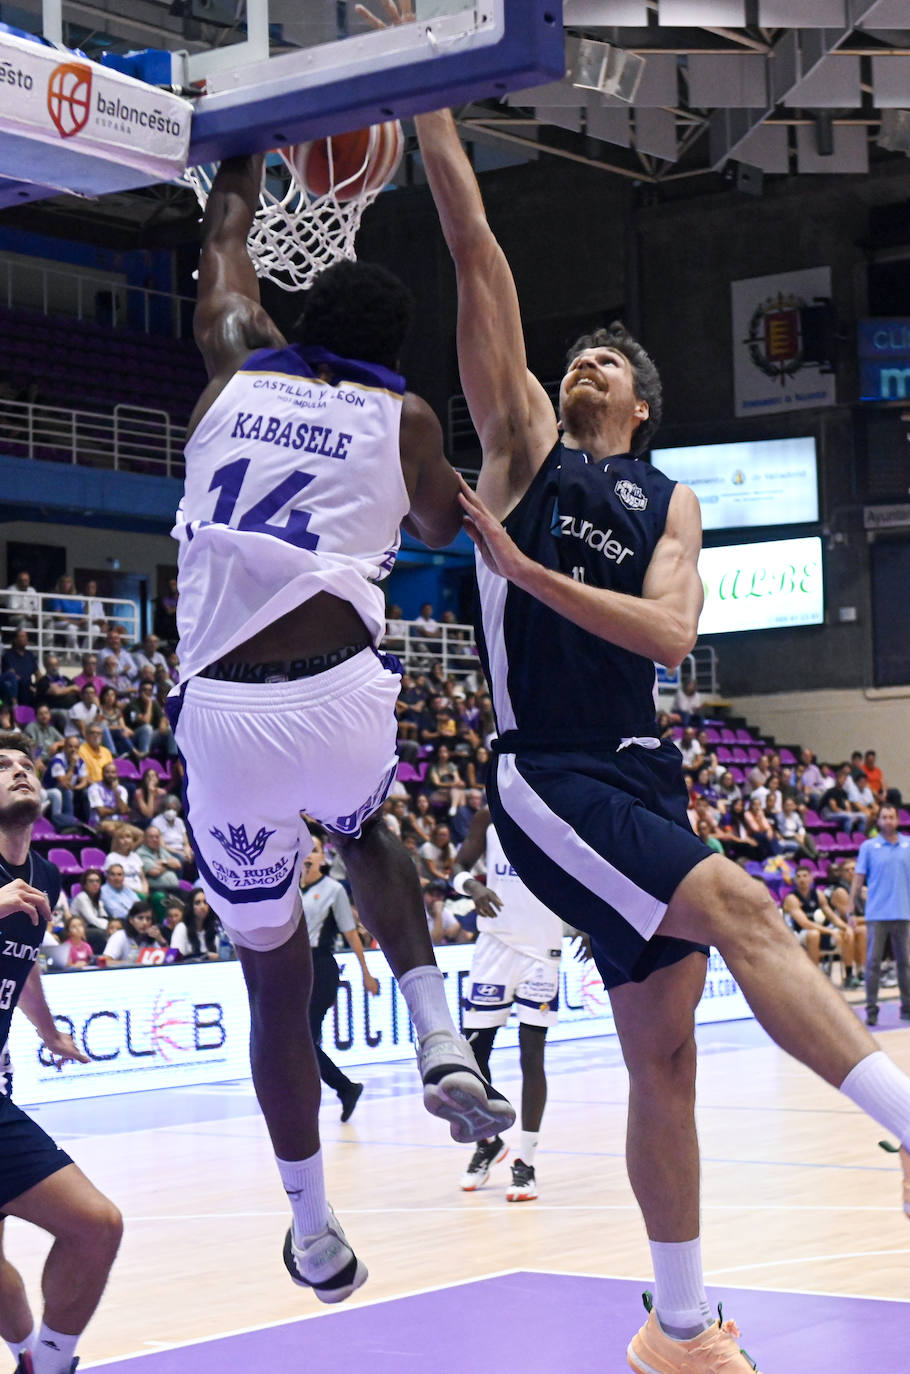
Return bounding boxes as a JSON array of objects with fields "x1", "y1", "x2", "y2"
[{"x1": 182, "y1": 121, "x2": 404, "y2": 293}]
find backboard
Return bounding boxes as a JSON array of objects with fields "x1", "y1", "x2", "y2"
[{"x1": 0, "y1": 1, "x2": 565, "y2": 209}]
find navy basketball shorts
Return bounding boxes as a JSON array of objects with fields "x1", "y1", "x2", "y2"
[
  {"x1": 487, "y1": 741, "x2": 711, "y2": 990},
  {"x1": 172, "y1": 648, "x2": 401, "y2": 953},
  {"x1": 0, "y1": 1094, "x2": 72, "y2": 1211}
]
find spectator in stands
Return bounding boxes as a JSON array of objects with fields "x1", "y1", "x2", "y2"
[
  {"x1": 83, "y1": 579, "x2": 107, "y2": 646},
  {"x1": 844, "y1": 766, "x2": 877, "y2": 824},
  {"x1": 100, "y1": 862, "x2": 143, "y2": 925},
  {"x1": 464, "y1": 744, "x2": 491, "y2": 791},
  {"x1": 783, "y1": 863, "x2": 860, "y2": 986},
  {"x1": 380, "y1": 797, "x2": 404, "y2": 839},
  {"x1": 799, "y1": 747, "x2": 828, "y2": 808},
  {"x1": 715, "y1": 770, "x2": 741, "y2": 807},
  {"x1": 675, "y1": 726, "x2": 702, "y2": 771},
  {"x1": 45, "y1": 733, "x2": 89, "y2": 829},
  {"x1": 132, "y1": 632, "x2": 168, "y2": 677},
  {"x1": 751, "y1": 770, "x2": 783, "y2": 817},
  {"x1": 34, "y1": 651, "x2": 78, "y2": 726},
  {"x1": 103, "y1": 823, "x2": 147, "y2": 894},
  {"x1": 170, "y1": 889, "x2": 219, "y2": 960},
  {"x1": 427, "y1": 744, "x2": 465, "y2": 812},
  {"x1": 746, "y1": 752, "x2": 771, "y2": 795},
  {"x1": 153, "y1": 577, "x2": 179, "y2": 646},
  {"x1": 821, "y1": 763, "x2": 867, "y2": 835},
  {"x1": 384, "y1": 604, "x2": 408, "y2": 655},
  {"x1": 88, "y1": 761, "x2": 131, "y2": 835},
  {"x1": 450, "y1": 788, "x2": 485, "y2": 846},
  {"x1": 419, "y1": 822, "x2": 457, "y2": 885},
  {"x1": 697, "y1": 818, "x2": 724, "y2": 855},
  {"x1": 743, "y1": 794, "x2": 778, "y2": 857},
  {"x1": 70, "y1": 868, "x2": 110, "y2": 954},
  {"x1": 863, "y1": 749, "x2": 885, "y2": 801},
  {"x1": 404, "y1": 792, "x2": 435, "y2": 847},
  {"x1": 774, "y1": 796, "x2": 818, "y2": 861},
  {"x1": 124, "y1": 679, "x2": 172, "y2": 761},
  {"x1": 136, "y1": 824, "x2": 182, "y2": 895},
  {"x1": 165, "y1": 650, "x2": 180, "y2": 683},
  {"x1": 101, "y1": 654, "x2": 133, "y2": 700},
  {"x1": 73, "y1": 652, "x2": 106, "y2": 696},
  {"x1": 98, "y1": 684, "x2": 135, "y2": 757},
  {"x1": 848, "y1": 803, "x2": 910, "y2": 1026},
  {"x1": 131, "y1": 766, "x2": 164, "y2": 830},
  {"x1": 0, "y1": 626, "x2": 38, "y2": 704},
  {"x1": 24, "y1": 702, "x2": 64, "y2": 762},
  {"x1": 719, "y1": 797, "x2": 762, "y2": 859},
  {"x1": 47, "y1": 574, "x2": 84, "y2": 653},
  {"x1": 2, "y1": 569, "x2": 39, "y2": 633},
  {"x1": 156, "y1": 795, "x2": 194, "y2": 875},
  {"x1": 413, "y1": 601, "x2": 442, "y2": 657},
  {"x1": 673, "y1": 675, "x2": 703, "y2": 728},
  {"x1": 67, "y1": 683, "x2": 102, "y2": 740},
  {"x1": 394, "y1": 671, "x2": 423, "y2": 742},
  {"x1": 153, "y1": 662, "x2": 174, "y2": 704},
  {"x1": 103, "y1": 899, "x2": 167, "y2": 967},
  {"x1": 57, "y1": 915, "x2": 94, "y2": 969},
  {"x1": 690, "y1": 765, "x2": 719, "y2": 805},
  {"x1": 98, "y1": 626, "x2": 136, "y2": 682},
  {"x1": 159, "y1": 894, "x2": 188, "y2": 943}
]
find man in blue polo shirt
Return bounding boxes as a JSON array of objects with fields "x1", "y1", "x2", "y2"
[{"x1": 848, "y1": 804, "x2": 910, "y2": 1026}]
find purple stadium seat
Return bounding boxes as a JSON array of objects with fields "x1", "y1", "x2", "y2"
[
  {"x1": 814, "y1": 832, "x2": 836, "y2": 851},
  {"x1": 48, "y1": 847, "x2": 82, "y2": 875},
  {"x1": 115, "y1": 758, "x2": 141, "y2": 780},
  {"x1": 13, "y1": 705, "x2": 35, "y2": 725},
  {"x1": 32, "y1": 816, "x2": 58, "y2": 839},
  {"x1": 728, "y1": 766, "x2": 745, "y2": 784},
  {"x1": 735, "y1": 729, "x2": 753, "y2": 744},
  {"x1": 703, "y1": 727, "x2": 720, "y2": 744},
  {"x1": 834, "y1": 832, "x2": 853, "y2": 850},
  {"x1": 746, "y1": 747, "x2": 763, "y2": 763},
  {"x1": 80, "y1": 847, "x2": 107, "y2": 870},
  {"x1": 899, "y1": 809, "x2": 910, "y2": 828},
  {"x1": 720, "y1": 728, "x2": 737, "y2": 744},
  {"x1": 731, "y1": 748, "x2": 749, "y2": 763},
  {"x1": 779, "y1": 748, "x2": 797, "y2": 765},
  {"x1": 715, "y1": 746, "x2": 732, "y2": 762}
]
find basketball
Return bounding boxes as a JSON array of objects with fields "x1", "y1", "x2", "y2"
[{"x1": 287, "y1": 121, "x2": 403, "y2": 203}]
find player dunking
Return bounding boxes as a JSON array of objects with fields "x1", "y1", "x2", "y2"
[
  {"x1": 454, "y1": 810, "x2": 564, "y2": 1202},
  {"x1": 343, "y1": 35, "x2": 910, "y2": 1371},
  {"x1": 0, "y1": 733, "x2": 122, "y2": 1374},
  {"x1": 170, "y1": 152, "x2": 513, "y2": 1304}
]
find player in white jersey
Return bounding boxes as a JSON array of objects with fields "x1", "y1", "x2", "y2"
[
  {"x1": 170, "y1": 152, "x2": 514, "y2": 1305},
  {"x1": 454, "y1": 809, "x2": 566, "y2": 1201}
]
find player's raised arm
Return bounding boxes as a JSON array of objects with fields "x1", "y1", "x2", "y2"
[
  {"x1": 399, "y1": 391, "x2": 462, "y2": 548},
  {"x1": 193, "y1": 154, "x2": 285, "y2": 388},
  {"x1": 414, "y1": 109, "x2": 557, "y2": 517}
]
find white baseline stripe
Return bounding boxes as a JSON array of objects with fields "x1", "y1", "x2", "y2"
[{"x1": 496, "y1": 754, "x2": 666, "y2": 940}]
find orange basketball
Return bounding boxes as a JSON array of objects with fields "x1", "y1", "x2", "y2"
[{"x1": 286, "y1": 121, "x2": 403, "y2": 203}]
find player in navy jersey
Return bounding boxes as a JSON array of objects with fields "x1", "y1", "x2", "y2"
[
  {"x1": 171, "y1": 151, "x2": 513, "y2": 1304},
  {"x1": 0, "y1": 732, "x2": 122, "y2": 1374},
  {"x1": 404, "y1": 95, "x2": 910, "y2": 1373}
]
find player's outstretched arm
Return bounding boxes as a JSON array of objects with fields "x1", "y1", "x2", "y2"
[
  {"x1": 414, "y1": 108, "x2": 556, "y2": 517},
  {"x1": 17, "y1": 963, "x2": 89, "y2": 1065},
  {"x1": 193, "y1": 154, "x2": 285, "y2": 388},
  {"x1": 459, "y1": 479, "x2": 703, "y2": 670},
  {"x1": 399, "y1": 392, "x2": 462, "y2": 548}
]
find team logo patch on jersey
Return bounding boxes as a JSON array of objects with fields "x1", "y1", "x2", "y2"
[
  {"x1": 210, "y1": 821, "x2": 274, "y2": 867},
  {"x1": 615, "y1": 478, "x2": 648, "y2": 511},
  {"x1": 470, "y1": 982, "x2": 506, "y2": 1004}
]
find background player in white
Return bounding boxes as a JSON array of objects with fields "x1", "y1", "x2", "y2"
[
  {"x1": 347, "y1": 29, "x2": 910, "y2": 1371},
  {"x1": 171, "y1": 151, "x2": 513, "y2": 1304},
  {"x1": 0, "y1": 733, "x2": 122, "y2": 1374},
  {"x1": 453, "y1": 809, "x2": 565, "y2": 1202}
]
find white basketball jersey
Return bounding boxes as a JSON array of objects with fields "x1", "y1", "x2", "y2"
[
  {"x1": 173, "y1": 344, "x2": 409, "y2": 680},
  {"x1": 480, "y1": 824, "x2": 565, "y2": 957}
]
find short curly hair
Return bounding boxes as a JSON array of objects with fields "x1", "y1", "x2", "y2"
[
  {"x1": 291, "y1": 260, "x2": 415, "y2": 371},
  {"x1": 565, "y1": 322, "x2": 663, "y2": 454}
]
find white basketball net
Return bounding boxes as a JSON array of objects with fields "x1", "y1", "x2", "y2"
[{"x1": 182, "y1": 131, "x2": 392, "y2": 292}]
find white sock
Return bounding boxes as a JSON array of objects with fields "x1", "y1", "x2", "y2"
[
  {"x1": 275, "y1": 1149, "x2": 329, "y2": 1243},
  {"x1": 518, "y1": 1131, "x2": 539, "y2": 1167},
  {"x1": 650, "y1": 1238, "x2": 713, "y2": 1339},
  {"x1": 398, "y1": 966, "x2": 456, "y2": 1042},
  {"x1": 32, "y1": 1324, "x2": 78, "y2": 1374},
  {"x1": 4, "y1": 1328, "x2": 35, "y2": 1361},
  {"x1": 840, "y1": 1051, "x2": 910, "y2": 1146}
]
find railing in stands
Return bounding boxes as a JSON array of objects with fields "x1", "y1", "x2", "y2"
[
  {"x1": 0, "y1": 257, "x2": 195, "y2": 337},
  {"x1": 0, "y1": 398, "x2": 185, "y2": 477},
  {"x1": 383, "y1": 621, "x2": 479, "y2": 681},
  {"x1": 2, "y1": 593, "x2": 139, "y2": 665}
]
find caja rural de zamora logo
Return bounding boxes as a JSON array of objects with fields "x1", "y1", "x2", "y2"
[{"x1": 47, "y1": 61, "x2": 93, "y2": 138}]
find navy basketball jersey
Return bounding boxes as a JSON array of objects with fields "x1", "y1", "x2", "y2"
[
  {"x1": 0, "y1": 851, "x2": 61, "y2": 1048},
  {"x1": 475, "y1": 443, "x2": 676, "y2": 749}
]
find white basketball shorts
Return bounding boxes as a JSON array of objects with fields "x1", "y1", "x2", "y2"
[
  {"x1": 171, "y1": 648, "x2": 400, "y2": 952},
  {"x1": 462, "y1": 932, "x2": 560, "y2": 1030}
]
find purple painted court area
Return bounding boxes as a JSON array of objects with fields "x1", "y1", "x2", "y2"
[{"x1": 93, "y1": 1271, "x2": 910, "y2": 1372}]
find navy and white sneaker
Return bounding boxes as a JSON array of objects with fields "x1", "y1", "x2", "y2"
[
  {"x1": 417, "y1": 1030, "x2": 516, "y2": 1143},
  {"x1": 16, "y1": 1357, "x2": 78, "y2": 1373},
  {"x1": 282, "y1": 1206, "x2": 368, "y2": 1304}
]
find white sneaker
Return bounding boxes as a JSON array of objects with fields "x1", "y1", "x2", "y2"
[
  {"x1": 282, "y1": 1205, "x2": 368, "y2": 1304},
  {"x1": 417, "y1": 1030, "x2": 516, "y2": 1143}
]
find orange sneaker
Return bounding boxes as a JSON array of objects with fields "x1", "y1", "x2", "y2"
[
  {"x1": 879, "y1": 1139, "x2": 910, "y2": 1217},
  {"x1": 627, "y1": 1293, "x2": 760, "y2": 1373}
]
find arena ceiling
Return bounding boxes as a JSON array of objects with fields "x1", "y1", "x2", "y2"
[{"x1": 2, "y1": 1, "x2": 910, "y2": 243}]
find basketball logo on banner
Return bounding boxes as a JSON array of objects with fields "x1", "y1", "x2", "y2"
[{"x1": 47, "y1": 62, "x2": 92, "y2": 138}]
